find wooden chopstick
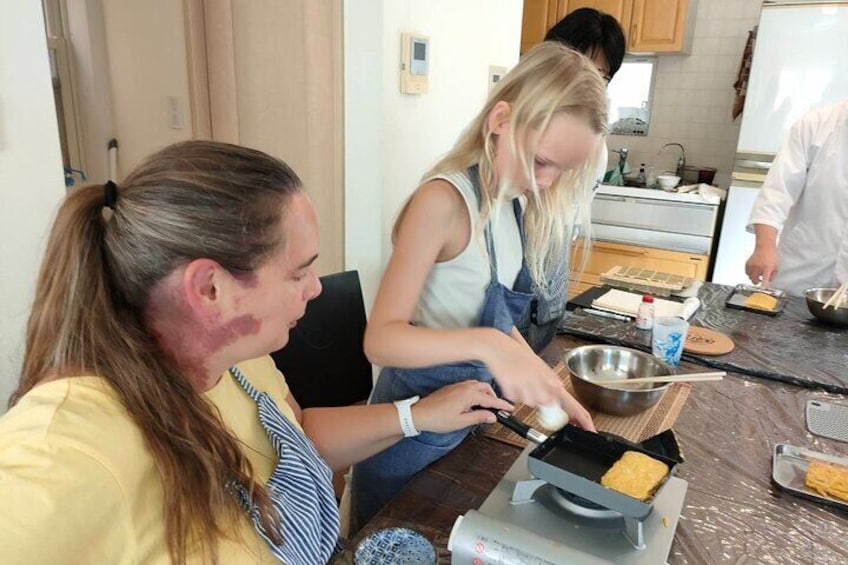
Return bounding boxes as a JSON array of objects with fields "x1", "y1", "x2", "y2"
[
  {"x1": 596, "y1": 371, "x2": 726, "y2": 386},
  {"x1": 823, "y1": 282, "x2": 848, "y2": 310}
]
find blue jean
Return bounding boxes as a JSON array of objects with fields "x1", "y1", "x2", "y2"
[{"x1": 349, "y1": 361, "x2": 493, "y2": 532}]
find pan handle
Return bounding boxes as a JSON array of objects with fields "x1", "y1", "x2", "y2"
[{"x1": 475, "y1": 406, "x2": 549, "y2": 444}]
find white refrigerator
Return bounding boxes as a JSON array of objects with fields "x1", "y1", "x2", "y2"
[{"x1": 711, "y1": 0, "x2": 848, "y2": 286}]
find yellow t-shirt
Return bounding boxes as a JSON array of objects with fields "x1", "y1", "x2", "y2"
[{"x1": 0, "y1": 355, "x2": 302, "y2": 564}]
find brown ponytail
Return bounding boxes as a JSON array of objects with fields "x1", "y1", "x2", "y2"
[{"x1": 14, "y1": 140, "x2": 302, "y2": 564}]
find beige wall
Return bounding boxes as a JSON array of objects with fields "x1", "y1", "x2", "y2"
[
  {"x1": 609, "y1": 0, "x2": 763, "y2": 188},
  {"x1": 66, "y1": 0, "x2": 116, "y2": 184},
  {"x1": 230, "y1": 0, "x2": 344, "y2": 276},
  {"x1": 66, "y1": 0, "x2": 344, "y2": 273},
  {"x1": 344, "y1": 0, "x2": 524, "y2": 310},
  {"x1": 101, "y1": 0, "x2": 193, "y2": 178},
  {"x1": 67, "y1": 0, "x2": 192, "y2": 183}
]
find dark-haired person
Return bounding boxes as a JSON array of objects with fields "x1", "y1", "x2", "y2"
[
  {"x1": 545, "y1": 6, "x2": 626, "y2": 197},
  {"x1": 0, "y1": 140, "x2": 511, "y2": 564},
  {"x1": 545, "y1": 7, "x2": 626, "y2": 86}
]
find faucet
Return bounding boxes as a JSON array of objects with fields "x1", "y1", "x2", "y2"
[
  {"x1": 661, "y1": 143, "x2": 686, "y2": 178},
  {"x1": 611, "y1": 148, "x2": 629, "y2": 173}
]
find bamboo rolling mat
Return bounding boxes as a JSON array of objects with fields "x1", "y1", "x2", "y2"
[{"x1": 483, "y1": 361, "x2": 692, "y2": 447}]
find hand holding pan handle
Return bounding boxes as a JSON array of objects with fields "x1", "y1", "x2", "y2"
[{"x1": 474, "y1": 406, "x2": 549, "y2": 444}]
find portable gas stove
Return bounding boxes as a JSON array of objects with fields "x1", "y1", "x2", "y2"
[{"x1": 449, "y1": 425, "x2": 687, "y2": 564}]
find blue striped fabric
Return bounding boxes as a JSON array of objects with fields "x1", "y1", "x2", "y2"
[{"x1": 228, "y1": 366, "x2": 340, "y2": 564}]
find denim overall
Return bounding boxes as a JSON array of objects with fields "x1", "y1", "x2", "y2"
[
  {"x1": 228, "y1": 366, "x2": 340, "y2": 564},
  {"x1": 515, "y1": 256, "x2": 569, "y2": 353},
  {"x1": 350, "y1": 166, "x2": 535, "y2": 531}
]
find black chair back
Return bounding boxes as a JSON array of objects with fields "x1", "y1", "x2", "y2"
[{"x1": 270, "y1": 270, "x2": 373, "y2": 408}]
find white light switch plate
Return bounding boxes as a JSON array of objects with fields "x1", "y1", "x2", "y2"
[{"x1": 488, "y1": 65, "x2": 507, "y2": 92}]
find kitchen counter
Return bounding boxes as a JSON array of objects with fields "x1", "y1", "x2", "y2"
[
  {"x1": 598, "y1": 184, "x2": 723, "y2": 205},
  {"x1": 334, "y1": 333, "x2": 848, "y2": 564},
  {"x1": 562, "y1": 282, "x2": 848, "y2": 393}
]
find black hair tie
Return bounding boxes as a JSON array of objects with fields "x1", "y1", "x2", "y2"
[{"x1": 103, "y1": 180, "x2": 118, "y2": 209}]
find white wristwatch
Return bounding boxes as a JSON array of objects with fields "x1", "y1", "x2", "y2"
[{"x1": 394, "y1": 395, "x2": 421, "y2": 438}]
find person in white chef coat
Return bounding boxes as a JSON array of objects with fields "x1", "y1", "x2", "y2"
[{"x1": 745, "y1": 98, "x2": 848, "y2": 295}]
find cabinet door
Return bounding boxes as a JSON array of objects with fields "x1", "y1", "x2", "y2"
[
  {"x1": 628, "y1": 0, "x2": 688, "y2": 53},
  {"x1": 521, "y1": 0, "x2": 561, "y2": 54},
  {"x1": 568, "y1": 240, "x2": 708, "y2": 298},
  {"x1": 570, "y1": 240, "x2": 650, "y2": 293},
  {"x1": 560, "y1": 0, "x2": 632, "y2": 25},
  {"x1": 641, "y1": 246, "x2": 708, "y2": 280}
]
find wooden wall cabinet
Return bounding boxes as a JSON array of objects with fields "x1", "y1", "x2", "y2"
[
  {"x1": 521, "y1": 0, "x2": 693, "y2": 55},
  {"x1": 568, "y1": 240, "x2": 708, "y2": 299},
  {"x1": 520, "y1": 0, "x2": 562, "y2": 54},
  {"x1": 628, "y1": 0, "x2": 690, "y2": 53}
]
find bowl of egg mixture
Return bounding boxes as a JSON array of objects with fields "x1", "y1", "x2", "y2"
[
  {"x1": 564, "y1": 345, "x2": 673, "y2": 416},
  {"x1": 805, "y1": 288, "x2": 848, "y2": 327}
]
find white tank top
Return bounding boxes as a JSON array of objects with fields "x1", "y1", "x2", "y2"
[{"x1": 413, "y1": 170, "x2": 523, "y2": 329}]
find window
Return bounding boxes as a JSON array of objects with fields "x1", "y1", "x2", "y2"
[{"x1": 607, "y1": 56, "x2": 657, "y2": 136}]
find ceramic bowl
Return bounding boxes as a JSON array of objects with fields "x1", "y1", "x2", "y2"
[
  {"x1": 657, "y1": 175, "x2": 681, "y2": 191},
  {"x1": 563, "y1": 345, "x2": 673, "y2": 416},
  {"x1": 354, "y1": 527, "x2": 436, "y2": 564}
]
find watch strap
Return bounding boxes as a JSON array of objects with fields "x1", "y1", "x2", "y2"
[{"x1": 394, "y1": 395, "x2": 421, "y2": 438}]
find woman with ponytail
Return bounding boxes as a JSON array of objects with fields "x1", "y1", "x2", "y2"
[{"x1": 0, "y1": 140, "x2": 510, "y2": 564}]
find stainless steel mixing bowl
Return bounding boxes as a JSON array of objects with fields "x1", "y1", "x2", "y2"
[
  {"x1": 805, "y1": 288, "x2": 848, "y2": 327},
  {"x1": 563, "y1": 345, "x2": 673, "y2": 416}
]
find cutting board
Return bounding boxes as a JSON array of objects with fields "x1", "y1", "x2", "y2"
[{"x1": 684, "y1": 326, "x2": 734, "y2": 355}]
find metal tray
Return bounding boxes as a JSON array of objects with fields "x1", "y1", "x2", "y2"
[
  {"x1": 527, "y1": 425, "x2": 680, "y2": 520},
  {"x1": 725, "y1": 284, "x2": 787, "y2": 316},
  {"x1": 771, "y1": 443, "x2": 848, "y2": 512}
]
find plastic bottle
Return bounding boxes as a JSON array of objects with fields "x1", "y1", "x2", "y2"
[
  {"x1": 637, "y1": 163, "x2": 646, "y2": 185},
  {"x1": 635, "y1": 294, "x2": 655, "y2": 330},
  {"x1": 646, "y1": 166, "x2": 657, "y2": 188}
]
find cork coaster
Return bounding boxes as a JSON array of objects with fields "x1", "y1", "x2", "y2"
[
  {"x1": 483, "y1": 362, "x2": 692, "y2": 447},
  {"x1": 684, "y1": 326, "x2": 734, "y2": 356}
]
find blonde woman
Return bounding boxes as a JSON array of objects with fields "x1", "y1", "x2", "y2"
[
  {"x1": 351, "y1": 42, "x2": 607, "y2": 529},
  {"x1": 0, "y1": 141, "x2": 511, "y2": 564}
]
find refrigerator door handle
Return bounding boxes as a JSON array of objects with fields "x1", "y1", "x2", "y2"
[
  {"x1": 736, "y1": 159, "x2": 772, "y2": 170},
  {"x1": 732, "y1": 171, "x2": 768, "y2": 183}
]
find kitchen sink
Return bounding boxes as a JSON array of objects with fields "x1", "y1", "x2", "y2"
[{"x1": 623, "y1": 178, "x2": 650, "y2": 189}]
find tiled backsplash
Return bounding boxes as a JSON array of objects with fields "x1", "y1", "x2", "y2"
[{"x1": 609, "y1": 0, "x2": 762, "y2": 189}]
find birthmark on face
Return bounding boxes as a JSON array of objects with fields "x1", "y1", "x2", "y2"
[
  {"x1": 207, "y1": 314, "x2": 262, "y2": 351},
  {"x1": 177, "y1": 315, "x2": 262, "y2": 387},
  {"x1": 232, "y1": 269, "x2": 260, "y2": 289}
]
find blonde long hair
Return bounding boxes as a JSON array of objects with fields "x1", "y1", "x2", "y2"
[
  {"x1": 13, "y1": 141, "x2": 300, "y2": 563},
  {"x1": 424, "y1": 42, "x2": 607, "y2": 290}
]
